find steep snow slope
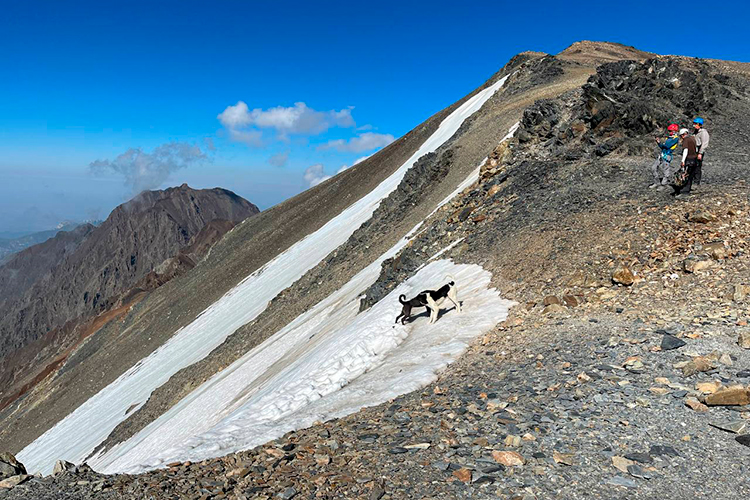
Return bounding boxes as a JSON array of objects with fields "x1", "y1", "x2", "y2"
[
  {"x1": 19, "y1": 74, "x2": 511, "y2": 475},
  {"x1": 94, "y1": 220, "x2": 513, "y2": 472}
]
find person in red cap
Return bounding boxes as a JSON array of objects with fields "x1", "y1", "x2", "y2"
[{"x1": 649, "y1": 123, "x2": 680, "y2": 190}]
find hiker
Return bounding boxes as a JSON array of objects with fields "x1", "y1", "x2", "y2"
[
  {"x1": 692, "y1": 117, "x2": 710, "y2": 188},
  {"x1": 650, "y1": 123, "x2": 680, "y2": 189},
  {"x1": 671, "y1": 128, "x2": 698, "y2": 197}
]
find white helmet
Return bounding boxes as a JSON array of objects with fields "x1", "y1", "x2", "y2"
[{"x1": 679, "y1": 128, "x2": 689, "y2": 136}]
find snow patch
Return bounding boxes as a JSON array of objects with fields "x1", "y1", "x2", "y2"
[{"x1": 96, "y1": 259, "x2": 512, "y2": 473}]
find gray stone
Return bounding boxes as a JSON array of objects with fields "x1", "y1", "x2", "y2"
[
  {"x1": 278, "y1": 486, "x2": 297, "y2": 499},
  {"x1": 53, "y1": 460, "x2": 77, "y2": 475},
  {"x1": 710, "y1": 420, "x2": 748, "y2": 434},
  {"x1": 661, "y1": 335, "x2": 686, "y2": 351},
  {"x1": 607, "y1": 475, "x2": 638, "y2": 488},
  {"x1": 627, "y1": 464, "x2": 653, "y2": 480},
  {"x1": 624, "y1": 452, "x2": 653, "y2": 464}
]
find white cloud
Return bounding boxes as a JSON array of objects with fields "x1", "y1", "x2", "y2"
[
  {"x1": 89, "y1": 142, "x2": 208, "y2": 194},
  {"x1": 303, "y1": 164, "x2": 331, "y2": 187},
  {"x1": 228, "y1": 128, "x2": 264, "y2": 147},
  {"x1": 320, "y1": 132, "x2": 395, "y2": 153},
  {"x1": 268, "y1": 151, "x2": 289, "y2": 167},
  {"x1": 217, "y1": 101, "x2": 356, "y2": 147}
]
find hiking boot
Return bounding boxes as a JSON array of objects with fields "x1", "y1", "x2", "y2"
[
  {"x1": 657, "y1": 185, "x2": 669, "y2": 192},
  {"x1": 675, "y1": 193, "x2": 691, "y2": 199},
  {"x1": 648, "y1": 183, "x2": 659, "y2": 189}
]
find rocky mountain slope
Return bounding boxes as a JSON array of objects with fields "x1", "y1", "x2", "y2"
[
  {"x1": 2, "y1": 41, "x2": 750, "y2": 499},
  {"x1": 0, "y1": 185, "x2": 259, "y2": 417},
  {"x1": 0, "y1": 222, "x2": 88, "y2": 265}
]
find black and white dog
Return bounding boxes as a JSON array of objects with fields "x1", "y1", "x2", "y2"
[{"x1": 395, "y1": 276, "x2": 461, "y2": 325}]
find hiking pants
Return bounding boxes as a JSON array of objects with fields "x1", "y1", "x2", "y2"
[
  {"x1": 695, "y1": 152, "x2": 705, "y2": 185},
  {"x1": 651, "y1": 157, "x2": 672, "y2": 184}
]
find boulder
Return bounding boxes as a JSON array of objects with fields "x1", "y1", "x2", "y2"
[
  {"x1": 0, "y1": 474, "x2": 31, "y2": 489},
  {"x1": 682, "y1": 259, "x2": 715, "y2": 273},
  {"x1": 0, "y1": 453, "x2": 26, "y2": 481},
  {"x1": 688, "y1": 211, "x2": 715, "y2": 223},
  {"x1": 704, "y1": 386, "x2": 750, "y2": 406},
  {"x1": 612, "y1": 266, "x2": 635, "y2": 286},
  {"x1": 53, "y1": 460, "x2": 77, "y2": 475}
]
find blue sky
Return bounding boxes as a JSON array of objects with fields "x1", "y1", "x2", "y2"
[{"x1": 1, "y1": 1, "x2": 748, "y2": 233}]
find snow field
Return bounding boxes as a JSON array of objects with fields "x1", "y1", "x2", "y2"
[
  {"x1": 18, "y1": 74, "x2": 512, "y2": 475},
  {"x1": 97, "y1": 259, "x2": 513, "y2": 473}
]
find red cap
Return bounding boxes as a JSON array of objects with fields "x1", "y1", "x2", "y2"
[{"x1": 667, "y1": 124, "x2": 679, "y2": 131}]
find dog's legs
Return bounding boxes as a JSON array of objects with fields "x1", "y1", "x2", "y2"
[
  {"x1": 448, "y1": 286, "x2": 461, "y2": 313},
  {"x1": 426, "y1": 296, "x2": 439, "y2": 323}
]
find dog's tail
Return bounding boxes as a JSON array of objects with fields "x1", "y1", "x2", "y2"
[
  {"x1": 399, "y1": 294, "x2": 408, "y2": 304},
  {"x1": 445, "y1": 274, "x2": 456, "y2": 286}
]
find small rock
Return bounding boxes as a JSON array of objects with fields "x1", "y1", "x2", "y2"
[
  {"x1": 612, "y1": 266, "x2": 635, "y2": 286},
  {"x1": 719, "y1": 353, "x2": 733, "y2": 366},
  {"x1": 681, "y1": 356, "x2": 714, "y2": 377},
  {"x1": 471, "y1": 473, "x2": 495, "y2": 485},
  {"x1": 689, "y1": 211, "x2": 715, "y2": 223},
  {"x1": 704, "y1": 241, "x2": 727, "y2": 260},
  {"x1": 732, "y1": 285, "x2": 750, "y2": 302},
  {"x1": 737, "y1": 435, "x2": 750, "y2": 447},
  {"x1": 369, "y1": 486, "x2": 385, "y2": 500},
  {"x1": 607, "y1": 475, "x2": 638, "y2": 488},
  {"x1": 389, "y1": 447, "x2": 408, "y2": 454},
  {"x1": 403, "y1": 443, "x2": 430, "y2": 450},
  {"x1": 624, "y1": 452, "x2": 652, "y2": 464},
  {"x1": 278, "y1": 486, "x2": 297, "y2": 499},
  {"x1": 627, "y1": 464, "x2": 653, "y2": 480},
  {"x1": 492, "y1": 450, "x2": 525, "y2": 466},
  {"x1": 543, "y1": 295, "x2": 561, "y2": 306},
  {"x1": 562, "y1": 294, "x2": 579, "y2": 307},
  {"x1": 685, "y1": 397, "x2": 708, "y2": 412},
  {"x1": 612, "y1": 456, "x2": 634, "y2": 473},
  {"x1": 704, "y1": 385, "x2": 750, "y2": 406},
  {"x1": 432, "y1": 461, "x2": 450, "y2": 471},
  {"x1": 542, "y1": 303, "x2": 566, "y2": 315},
  {"x1": 453, "y1": 468, "x2": 472, "y2": 483},
  {"x1": 739, "y1": 331, "x2": 750, "y2": 349},
  {"x1": 696, "y1": 381, "x2": 722, "y2": 394},
  {"x1": 682, "y1": 259, "x2": 715, "y2": 273},
  {"x1": 552, "y1": 451, "x2": 575, "y2": 466},
  {"x1": 504, "y1": 435, "x2": 522, "y2": 448},
  {"x1": 661, "y1": 335, "x2": 686, "y2": 351}
]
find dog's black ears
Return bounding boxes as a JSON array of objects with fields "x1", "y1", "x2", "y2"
[{"x1": 449, "y1": 281, "x2": 455, "y2": 286}]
